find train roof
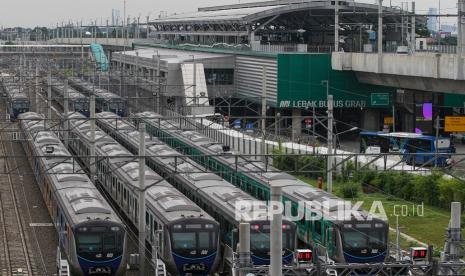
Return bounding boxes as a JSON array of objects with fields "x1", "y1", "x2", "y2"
[
  {"x1": 49, "y1": 78, "x2": 89, "y2": 101},
  {"x1": 68, "y1": 77, "x2": 123, "y2": 101},
  {"x1": 98, "y1": 112, "x2": 294, "y2": 225},
  {"x1": 18, "y1": 112, "x2": 122, "y2": 226},
  {"x1": 67, "y1": 112, "x2": 217, "y2": 225},
  {"x1": 138, "y1": 112, "x2": 385, "y2": 225},
  {"x1": 1, "y1": 82, "x2": 29, "y2": 100},
  {"x1": 360, "y1": 131, "x2": 448, "y2": 141}
]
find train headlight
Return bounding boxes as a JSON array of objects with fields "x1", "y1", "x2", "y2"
[{"x1": 111, "y1": 226, "x2": 120, "y2": 231}]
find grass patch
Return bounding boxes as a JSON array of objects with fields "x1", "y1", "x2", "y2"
[{"x1": 296, "y1": 174, "x2": 460, "y2": 251}]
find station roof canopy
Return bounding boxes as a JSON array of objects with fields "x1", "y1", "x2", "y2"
[{"x1": 151, "y1": 0, "x2": 419, "y2": 26}]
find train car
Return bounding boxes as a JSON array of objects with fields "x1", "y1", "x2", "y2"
[
  {"x1": 95, "y1": 112, "x2": 298, "y2": 268},
  {"x1": 18, "y1": 112, "x2": 127, "y2": 276},
  {"x1": 1, "y1": 75, "x2": 30, "y2": 119},
  {"x1": 133, "y1": 111, "x2": 390, "y2": 264},
  {"x1": 48, "y1": 77, "x2": 90, "y2": 116},
  {"x1": 65, "y1": 112, "x2": 221, "y2": 275},
  {"x1": 67, "y1": 77, "x2": 126, "y2": 117}
]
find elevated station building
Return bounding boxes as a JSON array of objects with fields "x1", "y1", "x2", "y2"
[{"x1": 108, "y1": 0, "x2": 465, "y2": 139}]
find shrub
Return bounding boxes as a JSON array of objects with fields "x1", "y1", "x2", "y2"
[{"x1": 338, "y1": 181, "x2": 361, "y2": 199}]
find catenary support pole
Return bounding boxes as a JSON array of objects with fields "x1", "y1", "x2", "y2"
[
  {"x1": 411, "y1": 2, "x2": 416, "y2": 53},
  {"x1": 378, "y1": 0, "x2": 383, "y2": 73},
  {"x1": 334, "y1": 0, "x2": 339, "y2": 52},
  {"x1": 238, "y1": 222, "x2": 251, "y2": 276},
  {"x1": 261, "y1": 66, "x2": 267, "y2": 161},
  {"x1": 35, "y1": 64, "x2": 39, "y2": 113},
  {"x1": 90, "y1": 94, "x2": 96, "y2": 182},
  {"x1": 63, "y1": 80, "x2": 69, "y2": 148},
  {"x1": 47, "y1": 72, "x2": 52, "y2": 121},
  {"x1": 327, "y1": 94, "x2": 334, "y2": 193},
  {"x1": 138, "y1": 123, "x2": 147, "y2": 275}
]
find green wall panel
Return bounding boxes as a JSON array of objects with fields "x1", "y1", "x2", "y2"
[{"x1": 277, "y1": 53, "x2": 396, "y2": 109}]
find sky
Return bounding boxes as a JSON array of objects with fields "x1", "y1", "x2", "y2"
[{"x1": 0, "y1": 0, "x2": 458, "y2": 28}]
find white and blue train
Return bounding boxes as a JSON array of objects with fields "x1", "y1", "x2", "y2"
[
  {"x1": 132, "y1": 112, "x2": 390, "y2": 264},
  {"x1": 48, "y1": 77, "x2": 90, "y2": 117},
  {"x1": 18, "y1": 112, "x2": 127, "y2": 276},
  {"x1": 95, "y1": 112, "x2": 298, "y2": 268},
  {"x1": 65, "y1": 112, "x2": 221, "y2": 275},
  {"x1": 67, "y1": 77, "x2": 126, "y2": 117},
  {"x1": 1, "y1": 74, "x2": 30, "y2": 119}
]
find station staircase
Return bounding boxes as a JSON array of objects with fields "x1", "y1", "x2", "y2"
[{"x1": 89, "y1": 43, "x2": 109, "y2": 72}]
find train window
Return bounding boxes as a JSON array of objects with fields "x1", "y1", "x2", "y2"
[
  {"x1": 172, "y1": 233, "x2": 196, "y2": 250},
  {"x1": 77, "y1": 234, "x2": 102, "y2": 253},
  {"x1": 198, "y1": 232, "x2": 212, "y2": 249},
  {"x1": 251, "y1": 232, "x2": 270, "y2": 250},
  {"x1": 103, "y1": 233, "x2": 117, "y2": 251}
]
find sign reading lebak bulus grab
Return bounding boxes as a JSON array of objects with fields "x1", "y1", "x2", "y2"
[{"x1": 445, "y1": 116, "x2": 465, "y2": 132}]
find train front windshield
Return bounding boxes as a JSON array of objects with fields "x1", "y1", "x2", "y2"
[
  {"x1": 341, "y1": 222, "x2": 388, "y2": 262},
  {"x1": 250, "y1": 232, "x2": 294, "y2": 251},
  {"x1": 76, "y1": 225, "x2": 125, "y2": 261},
  {"x1": 13, "y1": 100, "x2": 29, "y2": 110},
  {"x1": 109, "y1": 101, "x2": 124, "y2": 113},
  {"x1": 249, "y1": 223, "x2": 295, "y2": 263},
  {"x1": 74, "y1": 100, "x2": 89, "y2": 112}
]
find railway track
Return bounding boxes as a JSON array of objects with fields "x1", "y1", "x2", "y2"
[{"x1": 0, "y1": 122, "x2": 37, "y2": 275}]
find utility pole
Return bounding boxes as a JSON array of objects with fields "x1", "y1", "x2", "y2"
[
  {"x1": 411, "y1": 2, "x2": 416, "y2": 53},
  {"x1": 47, "y1": 72, "x2": 52, "y2": 121},
  {"x1": 327, "y1": 94, "x2": 334, "y2": 193},
  {"x1": 35, "y1": 64, "x2": 39, "y2": 113},
  {"x1": 135, "y1": 51, "x2": 139, "y2": 113},
  {"x1": 392, "y1": 104, "x2": 396, "y2": 132},
  {"x1": 157, "y1": 52, "x2": 161, "y2": 113},
  {"x1": 90, "y1": 95, "x2": 96, "y2": 183},
  {"x1": 138, "y1": 123, "x2": 147, "y2": 275},
  {"x1": 270, "y1": 186, "x2": 283, "y2": 276},
  {"x1": 193, "y1": 56, "x2": 197, "y2": 111},
  {"x1": 334, "y1": 0, "x2": 339, "y2": 52},
  {"x1": 63, "y1": 80, "x2": 69, "y2": 148},
  {"x1": 435, "y1": 115, "x2": 440, "y2": 167},
  {"x1": 261, "y1": 66, "x2": 267, "y2": 161},
  {"x1": 459, "y1": 0, "x2": 465, "y2": 57},
  {"x1": 378, "y1": 0, "x2": 383, "y2": 73}
]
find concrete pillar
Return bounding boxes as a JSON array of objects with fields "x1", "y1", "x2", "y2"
[
  {"x1": 270, "y1": 186, "x2": 283, "y2": 276},
  {"x1": 457, "y1": 0, "x2": 465, "y2": 80},
  {"x1": 238, "y1": 223, "x2": 251, "y2": 276},
  {"x1": 362, "y1": 109, "x2": 380, "y2": 131},
  {"x1": 377, "y1": 0, "x2": 383, "y2": 73},
  {"x1": 291, "y1": 109, "x2": 302, "y2": 142}
]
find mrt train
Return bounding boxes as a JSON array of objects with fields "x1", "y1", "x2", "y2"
[
  {"x1": 67, "y1": 77, "x2": 126, "y2": 117},
  {"x1": 65, "y1": 112, "x2": 221, "y2": 275},
  {"x1": 95, "y1": 112, "x2": 298, "y2": 268},
  {"x1": 18, "y1": 112, "x2": 127, "y2": 276},
  {"x1": 133, "y1": 112, "x2": 390, "y2": 264},
  {"x1": 1, "y1": 74, "x2": 30, "y2": 119},
  {"x1": 48, "y1": 77, "x2": 90, "y2": 116}
]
